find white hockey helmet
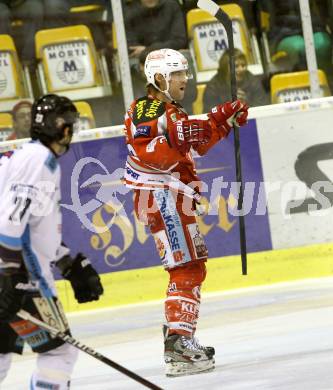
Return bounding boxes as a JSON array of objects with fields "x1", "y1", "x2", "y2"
[{"x1": 144, "y1": 49, "x2": 192, "y2": 98}]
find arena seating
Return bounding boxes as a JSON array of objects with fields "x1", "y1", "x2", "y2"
[
  {"x1": 258, "y1": 8, "x2": 273, "y2": 69},
  {"x1": 270, "y1": 70, "x2": 331, "y2": 103},
  {"x1": 35, "y1": 24, "x2": 112, "y2": 100},
  {"x1": 74, "y1": 100, "x2": 96, "y2": 130},
  {"x1": 186, "y1": 3, "x2": 262, "y2": 83},
  {"x1": 192, "y1": 84, "x2": 207, "y2": 115},
  {"x1": 0, "y1": 112, "x2": 13, "y2": 141},
  {"x1": 0, "y1": 3, "x2": 331, "y2": 124},
  {"x1": 0, "y1": 34, "x2": 33, "y2": 112},
  {"x1": 70, "y1": 4, "x2": 107, "y2": 22}
]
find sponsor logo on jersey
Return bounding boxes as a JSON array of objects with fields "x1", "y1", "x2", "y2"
[
  {"x1": 155, "y1": 237, "x2": 166, "y2": 261},
  {"x1": 24, "y1": 331, "x2": 50, "y2": 349},
  {"x1": 168, "y1": 282, "x2": 177, "y2": 293},
  {"x1": 10, "y1": 319, "x2": 38, "y2": 335},
  {"x1": 153, "y1": 230, "x2": 171, "y2": 268},
  {"x1": 10, "y1": 183, "x2": 38, "y2": 197},
  {"x1": 170, "y1": 113, "x2": 177, "y2": 123},
  {"x1": 145, "y1": 99, "x2": 162, "y2": 119},
  {"x1": 134, "y1": 125, "x2": 151, "y2": 138},
  {"x1": 154, "y1": 191, "x2": 181, "y2": 252},
  {"x1": 181, "y1": 301, "x2": 196, "y2": 314},
  {"x1": 10, "y1": 320, "x2": 50, "y2": 348},
  {"x1": 154, "y1": 189, "x2": 192, "y2": 266},
  {"x1": 126, "y1": 166, "x2": 140, "y2": 180},
  {"x1": 187, "y1": 223, "x2": 208, "y2": 259},
  {"x1": 133, "y1": 98, "x2": 165, "y2": 125},
  {"x1": 135, "y1": 99, "x2": 147, "y2": 119},
  {"x1": 173, "y1": 250, "x2": 184, "y2": 263},
  {"x1": 176, "y1": 120, "x2": 185, "y2": 141}
]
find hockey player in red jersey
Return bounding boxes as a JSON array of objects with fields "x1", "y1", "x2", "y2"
[{"x1": 124, "y1": 48, "x2": 248, "y2": 376}]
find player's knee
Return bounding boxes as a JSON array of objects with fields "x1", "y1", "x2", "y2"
[
  {"x1": 37, "y1": 342, "x2": 78, "y2": 374},
  {"x1": 169, "y1": 261, "x2": 207, "y2": 290},
  {"x1": 196, "y1": 261, "x2": 207, "y2": 282},
  {"x1": 185, "y1": 261, "x2": 207, "y2": 284},
  {"x1": 0, "y1": 353, "x2": 12, "y2": 382},
  {"x1": 32, "y1": 343, "x2": 78, "y2": 389}
]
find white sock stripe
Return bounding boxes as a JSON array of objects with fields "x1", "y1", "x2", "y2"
[
  {"x1": 165, "y1": 296, "x2": 198, "y2": 305},
  {"x1": 168, "y1": 321, "x2": 194, "y2": 332}
]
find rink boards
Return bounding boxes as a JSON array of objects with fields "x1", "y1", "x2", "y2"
[{"x1": 1, "y1": 97, "x2": 333, "y2": 311}]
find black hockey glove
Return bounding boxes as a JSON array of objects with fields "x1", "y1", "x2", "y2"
[
  {"x1": 0, "y1": 272, "x2": 27, "y2": 322},
  {"x1": 61, "y1": 254, "x2": 104, "y2": 303}
]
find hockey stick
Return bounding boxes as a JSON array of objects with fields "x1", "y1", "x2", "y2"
[
  {"x1": 197, "y1": 0, "x2": 247, "y2": 275},
  {"x1": 17, "y1": 310, "x2": 162, "y2": 390}
]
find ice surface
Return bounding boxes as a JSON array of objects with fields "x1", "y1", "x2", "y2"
[{"x1": 2, "y1": 278, "x2": 333, "y2": 390}]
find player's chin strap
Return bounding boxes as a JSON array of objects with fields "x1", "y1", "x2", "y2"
[
  {"x1": 161, "y1": 88, "x2": 173, "y2": 102},
  {"x1": 154, "y1": 78, "x2": 174, "y2": 102}
]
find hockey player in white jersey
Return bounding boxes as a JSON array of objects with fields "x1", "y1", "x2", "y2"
[{"x1": 0, "y1": 94, "x2": 104, "y2": 389}]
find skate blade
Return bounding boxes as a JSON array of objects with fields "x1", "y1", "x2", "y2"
[{"x1": 165, "y1": 358, "x2": 215, "y2": 377}]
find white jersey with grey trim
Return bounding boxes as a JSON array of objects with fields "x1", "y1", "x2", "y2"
[{"x1": 0, "y1": 141, "x2": 61, "y2": 297}]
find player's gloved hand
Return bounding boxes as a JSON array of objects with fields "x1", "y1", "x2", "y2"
[
  {"x1": 208, "y1": 100, "x2": 249, "y2": 137},
  {"x1": 0, "y1": 272, "x2": 27, "y2": 322},
  {"x1": 168, "y1": 119, "x2": 212, "y2": 155},
  {"x1": 61, "y1": 254, "x2": 104, "y2": 303}
]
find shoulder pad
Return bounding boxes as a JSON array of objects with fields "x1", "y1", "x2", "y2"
[
  {"x1": 44, "y1": 153, "x2": 58, "y2": 173},
  {"x1": 132, "y1": 97, "x2": 166, "y2": 125}
]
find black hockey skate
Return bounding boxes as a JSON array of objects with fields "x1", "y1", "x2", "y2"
[
  {"x1": 163, "y1": 324, "x2": 215, "y2": 358},
  {"x1": 163, "y1": 325, "x2": 215, "y2": 377}
]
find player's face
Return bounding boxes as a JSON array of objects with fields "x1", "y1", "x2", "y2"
[
  {"x1": 56, "y1": 126, "x2": 74, "y2": 155},
  {"x1": 54, "y1": 113, "x2": 79, "y2": 155},
  {"x1": 14, "y1": 106, "x2": 31, "y2": 137},
  {"x1": 168, "y1": 71, "x2": 189, "y2": 101},
  {"x1": 235, "y1": 58, "x2": 247, "y2": 82}
]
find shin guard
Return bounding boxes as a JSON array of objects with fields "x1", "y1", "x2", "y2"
[{"x1": 165, "y1": 262, "x2": 206, "y2": 336}]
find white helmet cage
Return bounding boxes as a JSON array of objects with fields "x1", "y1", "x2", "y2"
[{"x1": 144, "y1": 49, "x2": 192, "y2": 99}]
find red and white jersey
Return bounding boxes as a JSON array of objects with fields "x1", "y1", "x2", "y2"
[
  {"x1": 123, "y1": 95, "x2": 223, "y2": 199},
  {"x1": 0, "y1": 141, "x2": 62, "y2": 296}
]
